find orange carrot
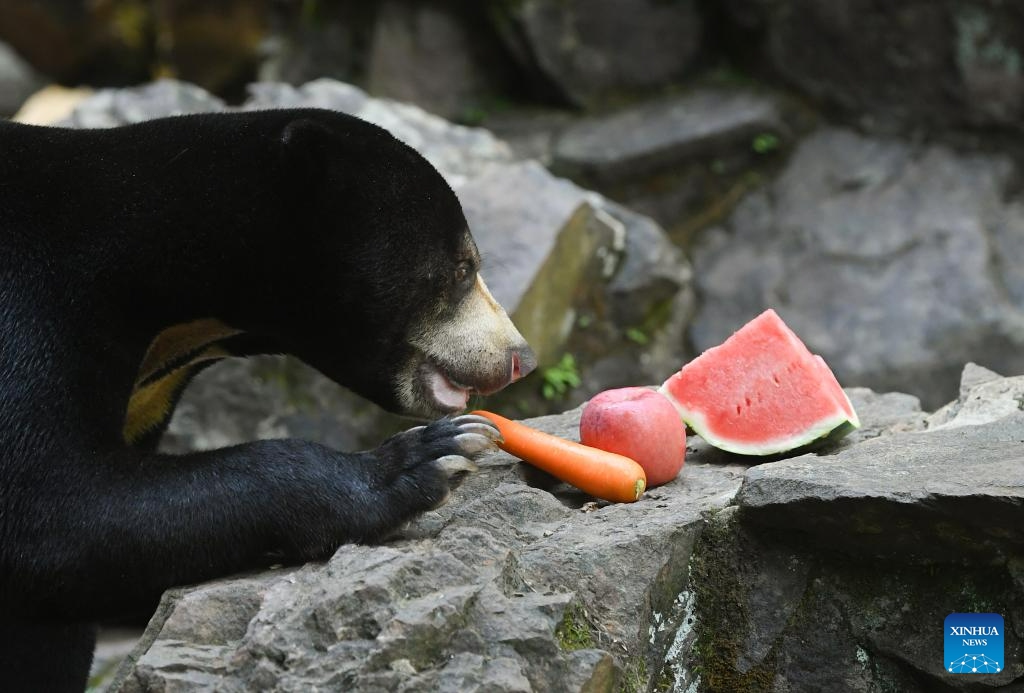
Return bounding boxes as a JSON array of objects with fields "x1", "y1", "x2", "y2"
[{"x1": 471, "y1": 410, "x2": 646, "y2": 503}]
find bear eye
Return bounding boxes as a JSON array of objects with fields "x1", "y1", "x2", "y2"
[{"x1": 454, "y1": 263, "x2": 471, "y2": 284}]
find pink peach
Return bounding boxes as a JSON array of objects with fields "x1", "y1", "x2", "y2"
[{"x1": 580, "y1": 387, "x2": 686, "y2": 487}]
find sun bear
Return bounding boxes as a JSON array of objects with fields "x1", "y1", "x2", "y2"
[{"x1": 0, "y1": 108, "x2": 536, "y2": 691}]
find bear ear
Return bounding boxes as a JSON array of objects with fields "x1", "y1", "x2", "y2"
[{"x1": 279, "y1": 118, "x2": 333, "y2": 170}]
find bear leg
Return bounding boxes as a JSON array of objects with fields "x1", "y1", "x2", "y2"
[{"x1": 0, "y1": 616, "x2": 96, "y2": 692}]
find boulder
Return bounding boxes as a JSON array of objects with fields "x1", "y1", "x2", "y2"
[
  {"x1": 490, "y1": 0, "x2": 703, "y2": 109},
  {"x1": 457, "y1": 161, "x2": 617, "y2": 369},
  {"x1": 0, "y1": 41, "x2": 43, "y2": 116},
  {"x1": 62, "y1": 80, "x2": 228, "y2": 129},
  {"x1": 111, "y1": 367, "x2": 1024, "y2": 691},
  {"x1": 725, "y1": 0, "x2": 1024, "y2": 130},
  {"x1": 552, "y1": 89, "x2": 792, "y2": 186},
  {"x1": 548, "y1": 87, "x2": 807, "y2": 231},
  {"x1": 364, "y1": 1, "x2": 515, "y2": 122},
  {"x1": 673, "y1": 365, "x2": 1024, "y2": 691},
  {"x1": 257, "y1": 2, "x2": 365, "y2": 88},
  {"x1": 691, "y1": 127, "x2": 1024, "y2": 409},
  {"x1": 111, "y1": 403, "x2": 753, "y2": 692}
]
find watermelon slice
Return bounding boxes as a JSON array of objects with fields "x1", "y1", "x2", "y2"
[{"x1": 659, "y1": 309, "x2": 859, "y2": 455}]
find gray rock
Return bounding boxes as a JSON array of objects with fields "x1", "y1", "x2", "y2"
[
  {"x1": 160, "y1": 355, "x2": 409, "y2": 455},
  {"x1": 679, "y1": 509, "x2": 1009, "y2": 692},
  {"x1": 604, "y1": 201, "x2": 691, "y2": 328},
  {"x1": 691, "y1": 127, "x2": 1024, "y2": 409},
  {"x1": 457, "y1": 161, "x2": 617, "y2": 369},
  {"x1": 491, "y1": 0, "x2": 702, "y2": 109},
  {"x1": 257, "y1": 3, "x2": 363, "y2": 88},
  {"x1": 112, "y1": 404, "x2": 752, "y2": 692},
  {"x1": 61, "y1": 78, "x2": 515, "y2": 186},
  {"x1": 736, "y1": 373, "x2": 1024, "y2": 563},
  {"x1": 244, "y1": 79, "x2": 369, "y2": 115},
  {"x1": 364, "y1": 2, "x2": 508, "y2": 122},
  {"x1": 114, "y1": 371, "x2": 1024, "y2": 691},
  {"x1": 661, "y1": 367, "x2": 1024, "y2": 691},
  {"x1": 725, "y1": 0, "x2": 1024, "y2": 130},
  {"x1": 89, "y1": 629, "x2": 142, "y2": 692},
  {"x1": 553, "y1": 89, "x2": 791, "y2": 184},
  {"x1": 927, "y1": 366, "x2": 1024, "y2": 431},
  {"x1": 244, "y1": 79, "x2": 515, "y2": 187},
  {"x1": 841, "y1": 387, "x2": 927, "y2": 445},
  {"x1": 0, "y1": 41, "x2": 42, "y2": 116},
  {"x1": 61, "y1": 80, "x2": 227, "y2": 129}
]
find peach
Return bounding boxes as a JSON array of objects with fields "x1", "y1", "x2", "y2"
[{"x1": 579, "y1": 387, "x2": 686, "y2": 487}]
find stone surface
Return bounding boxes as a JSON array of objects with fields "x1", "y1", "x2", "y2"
[
  {"x1": 458, "y1": 161, "x2": 616, "y2": 369},
  {"x1": 62, "y1": 80, "x2": 228, "y2": 129},
  {"x1": 364, "y1": 1, "x2": 513, "y2": 122},
  {"x1": 737, "y1": 413, "x2": 1024, "y2": 562},
  {"x1": 660, "y1": 365, "x2": 1024, "y2": 691},
  {"x1": 159, "y1": 355, "x2": 407, "y2": 459},
  {"x1": 603, "y1": 201, "x2": 691, "y2": 332},
  {"x1": 0, "y1": 41, "x2": 43, "y2": 116},
  {"x1": 67, "y1": 79, "x2": 516, "y2": 187},
  {"x1": 257, "y1": 2, "x2": 365, "y2": 88},
  {"x1": 112, "y1": 368, "x2": 1024, "y2": 691},
  {"x1": 680, "y1": 508, "x2": 1023, "y2": 692},
  {"x1": 111, "y1": 405, "x2": 753, "y2": 692},
  {"x1": 552, "y1": 89, "x2": 791, "y2": 185},
  {"x1": 726, "y1": 0, "x2": 1024, "y2": 131},
  {"x1": 491, "y1": 0, "x2": 703, "y2": 109},
  {"x1": 691, "y1": 127, "x2": 1024, "y2": 409}
]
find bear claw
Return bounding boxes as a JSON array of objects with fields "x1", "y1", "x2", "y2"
[
  {"x1": 436, "y1": 454, "x2": 479, "y2": 476},
  {"x1": 454, "y1": 421, "x2": 502, "y2": 441},
  {"x1": 454, "y1": 432, "x2": 499, "y2": 455},
  {"x1": 452, "y1": 414, "x2": 501, "y2": 431},
  {"x1": 451, "y1": 414, "x2": 502, "y2": 447}
]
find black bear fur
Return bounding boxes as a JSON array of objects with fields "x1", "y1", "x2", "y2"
[{"x1": 0, "y1": 109, "x2": 531, "y2": 691}]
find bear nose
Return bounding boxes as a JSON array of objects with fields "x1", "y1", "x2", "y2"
[{"x1": 510, "y1": 346, "x2": 537, "y2": 382}]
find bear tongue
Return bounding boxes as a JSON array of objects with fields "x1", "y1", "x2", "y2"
[{"x1": 427, "y1": 367, "x2": 470, "y2": 411}]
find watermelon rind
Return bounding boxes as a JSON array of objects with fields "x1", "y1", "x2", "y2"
[{"x1": 658, "y1": 389, "x2": 857, "y2": 456}]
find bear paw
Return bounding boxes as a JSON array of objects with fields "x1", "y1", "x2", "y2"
[{"x1": 371, "y1": 414, "x2": 501, "y2": 512}]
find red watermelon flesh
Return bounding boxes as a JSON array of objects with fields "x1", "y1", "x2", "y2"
[{"x1": 658, "y1": 309, "x2": 859, "y2": 455}]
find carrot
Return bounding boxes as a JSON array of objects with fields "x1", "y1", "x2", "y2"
[{"x1": 471, "y1": 410, "x2": 646, "y2": 503}]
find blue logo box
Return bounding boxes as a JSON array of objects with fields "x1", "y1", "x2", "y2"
[{"x1": 944, "y1": 613, "x2": 1004, "y2": 674}]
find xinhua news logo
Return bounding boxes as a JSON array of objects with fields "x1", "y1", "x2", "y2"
[{"x1": 944, "y1": 613, "x2": 1004, "y2": 674}]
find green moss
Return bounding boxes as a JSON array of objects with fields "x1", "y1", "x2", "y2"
[
  {"x1": 618, "y1": 656, "x2": 648, "y2": 693},
  {"x1": 652, "y1": 665, "x2": 675, "y2": 692},
  {"x1": 956, "y1": 6, "x2": 1022, "y2": 77},
  {"x1": 556, "y1": 603, "x2": 596, "y2": 652},
  {"x1": 687, "y1": 511, "x2": 778, "y2": 692},
  {"x1": 512, "y1": 204, "x2": 606, "y2": 368}
]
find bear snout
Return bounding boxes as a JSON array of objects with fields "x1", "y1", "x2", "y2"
[
  {"x1": 466, "y1": 343, "x2": 536, "y2": 396},
  {"x1": 510, "y1": 345, "x2": 537, "y2": 384},
  {"x1": 404, "y1": 275, "x2": 538, "y2": 416}
]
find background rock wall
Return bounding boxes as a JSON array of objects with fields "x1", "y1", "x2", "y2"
[
  {"x1": 7, "y1": 2, "x2": 1024, "y2": 411},
  {"x1": 14, "y1": 0, "x2": 1015, "y2": 411},
  {"x1": 6, "y1": 3, "x2": 1024, "y2": 690}
]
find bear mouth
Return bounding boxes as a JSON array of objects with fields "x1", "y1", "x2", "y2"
[{"x1": 421, "y1": 360, "x2": 474, "y2": 413}]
